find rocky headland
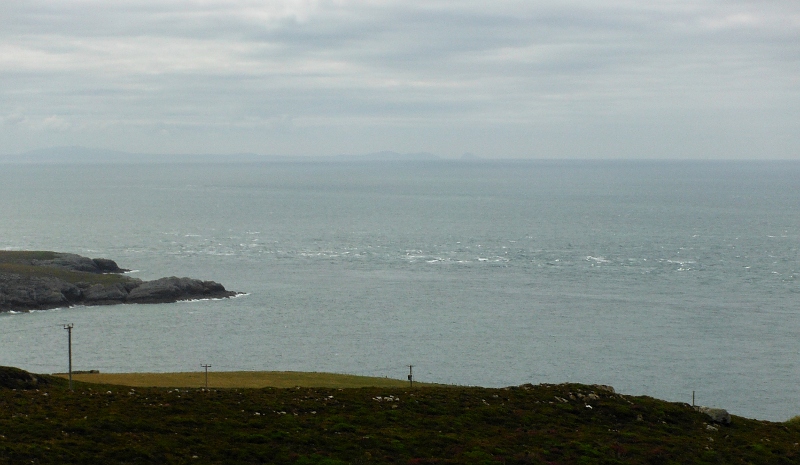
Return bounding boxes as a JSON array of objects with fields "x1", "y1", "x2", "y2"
[{"x1": 0, "y1": 251, "x2": 239, "y2": 312}]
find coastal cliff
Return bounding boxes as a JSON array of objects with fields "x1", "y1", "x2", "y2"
[{"x1": 0, "y1": 251, "x2": 239, "y2": 312}]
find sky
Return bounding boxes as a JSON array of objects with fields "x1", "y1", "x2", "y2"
[{"x1": 1, "y1": 0, "x2": 798, "y2": 159}]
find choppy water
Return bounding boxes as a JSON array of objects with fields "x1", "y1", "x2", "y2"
[{"x1": 0, "y1": 160, "x2": 798, "y2": 420}]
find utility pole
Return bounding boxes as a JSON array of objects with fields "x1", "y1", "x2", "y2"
[
  {"x1": 201, "y1": 364, "x2": 211, "y2": 389},
  {"x1": 407, "y1": 365, "x2": 413, "y2": 388},
  {"x1": 63, "y1": 324, "x2": 74, "y2": 391}
]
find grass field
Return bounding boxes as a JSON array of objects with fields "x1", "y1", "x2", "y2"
[{"x1": 55, "y1": 371, "x2": 430, "y2": 389}]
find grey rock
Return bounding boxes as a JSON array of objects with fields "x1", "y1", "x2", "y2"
[
  {"x1": 202, "y1": 280, "x2": 226, "y2": 293},
  {"x1": 123, "y1": 280, "x2": 143, "y2": 292},
  {"x1": 59, "y1": 281, "x2": 83, "y2": 300},
  {"x1": 126, "y1": 276, "x2": 235, "y2": 303},
  {"x1": 83, "y1": 283, "x2": 128, "y2": 302},
  {"x1": 0, "y1": 276, "x2": 69, "y2": 308},
  {"x1": 694, "y1": 406, "x2": 731, "y2": 425},
  {"x1": 591, "y1": 384, "x2": 615, "y2": 393},
  {"x1": 30, "y1": 253, "x2": 128, "y2": 274},
  {"x1": 32, "y1": 253, "x2": 103, "y2": 273},
  {"x1": 92, "y1": 258, "x2": 126, "y2": 273}
]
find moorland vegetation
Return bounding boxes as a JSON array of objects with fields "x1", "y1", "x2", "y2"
[{"x1": 1, "y1": 366, "x2": 798, "y2": 464}]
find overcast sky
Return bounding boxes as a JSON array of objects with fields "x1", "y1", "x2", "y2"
[{"x1": 1, "y1": 0, "x2": 798, "y2": 159}]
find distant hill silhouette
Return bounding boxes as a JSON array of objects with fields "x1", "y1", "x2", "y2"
[
  {"x1": 0, "y1": 146, "x2": 288, "y2": 164},
  {"x1": 333, "y1": 151, "x2": 440, "y2": 161},
  {"x1": 0, "y1": 147, "x2": 443, "y2": 164}
]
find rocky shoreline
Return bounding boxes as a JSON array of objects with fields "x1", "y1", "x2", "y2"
[{"x1": 0, "y1": 251, "x2": 240, "y2": 312}]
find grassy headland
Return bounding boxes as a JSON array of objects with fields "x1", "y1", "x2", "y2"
[
  {"x1": 0, "y1": 261, "x2": 131, "y2": 285},
  {"x1": 56, "y1": 371, "x2": 433, "y2": 389},
  {"x1": 0, "y1": 250, "x2": 131, "y2": 286},
  {"x1": 2, "y1": 367, "x2": 798, "y2": 464},
  {"x1": 0, "y1": 250, "x2": 236, "y2": 312}
]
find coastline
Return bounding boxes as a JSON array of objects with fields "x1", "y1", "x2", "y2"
[{"x1": 0, "y1": 251, "x2": 240, "y2": 313}]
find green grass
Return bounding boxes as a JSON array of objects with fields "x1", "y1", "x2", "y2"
[
  {"x1": 0, "y1": 251, "x2": 131, "y2": 286},
  {"x1": 57, "y1": 371, "x2": 435, "y2": 389},
  {"x1": 2, "y1": 371, "x2": 799, "y2": 464},
  {"x1": 0, "y1": 262, "x2": 131, "y2": 285},
  {"x1": 0, "y1": 250, "x2": 59, "y2": 262}
]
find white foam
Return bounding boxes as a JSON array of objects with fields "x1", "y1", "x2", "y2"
[{"x1": 176, "y1": 293, "x2": 249, "y2": 303}]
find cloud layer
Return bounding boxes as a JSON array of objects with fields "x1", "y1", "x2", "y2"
[{"x1": 1, "y1": 0, "x2": 798, "y2": 158}]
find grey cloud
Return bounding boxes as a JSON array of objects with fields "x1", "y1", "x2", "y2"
[{"x1": 0, "y1": 1, "x2": 798, "y2": 158}]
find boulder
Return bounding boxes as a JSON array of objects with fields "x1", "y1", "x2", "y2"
[
  {"x1": 694, "y1": 406, "x2": 731, "y2": 425},
  {"x1": 591, "y1": 384, "x2": 615, "y2": 394}
]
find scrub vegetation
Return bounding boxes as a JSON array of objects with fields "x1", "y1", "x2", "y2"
[{"x1": 1, "y1": 367, "x2": 798, "y2": 464}]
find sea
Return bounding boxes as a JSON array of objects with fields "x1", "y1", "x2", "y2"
[{"x1": 0, "y1": 160, "x2": 797, "y2": 421}]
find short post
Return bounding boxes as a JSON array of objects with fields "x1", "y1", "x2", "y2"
[
  {"x1": 201, "y1": 364, "x2": 211, "y2": 389},
  {"x1": 407, "y1": 365, "x2": 413, "y2": 388},
  {"x1": 63, "y1": 324, "x2": 74, "y2": 391},
  {"x1": 692, "y1": 391, "x2": 695, "y2": 407}
]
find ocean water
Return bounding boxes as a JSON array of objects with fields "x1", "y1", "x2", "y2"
[{"x1": 0, "y1": 160, "x2": 798, "y2": 421}]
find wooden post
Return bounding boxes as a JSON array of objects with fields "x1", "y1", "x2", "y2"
[
  {"x1": 201, "y1": 364, "x2": 211, "y2": 389},
  {"x1": 63, "y1": 324, "x2": 74, "y2": 391}
]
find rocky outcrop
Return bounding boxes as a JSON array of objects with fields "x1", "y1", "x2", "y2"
[
  {"x1": 0, "y1": 366, "x2": 50, "y2": 389},
  {"x1": 127, "y1": 277, "x2": 233, "y2": 303},
  {"x1": 0, "y1": 252, "x2": 240, "y2": 312},
  {"x1": 30, "y1": 253, "x2": 129, "y2": 273},
  {"x1": 83, "y1": 283, "x2": 131, "y2": 302},
  {"x1": 0, "y1": 275, "x2": 77, "y2": 308}
]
